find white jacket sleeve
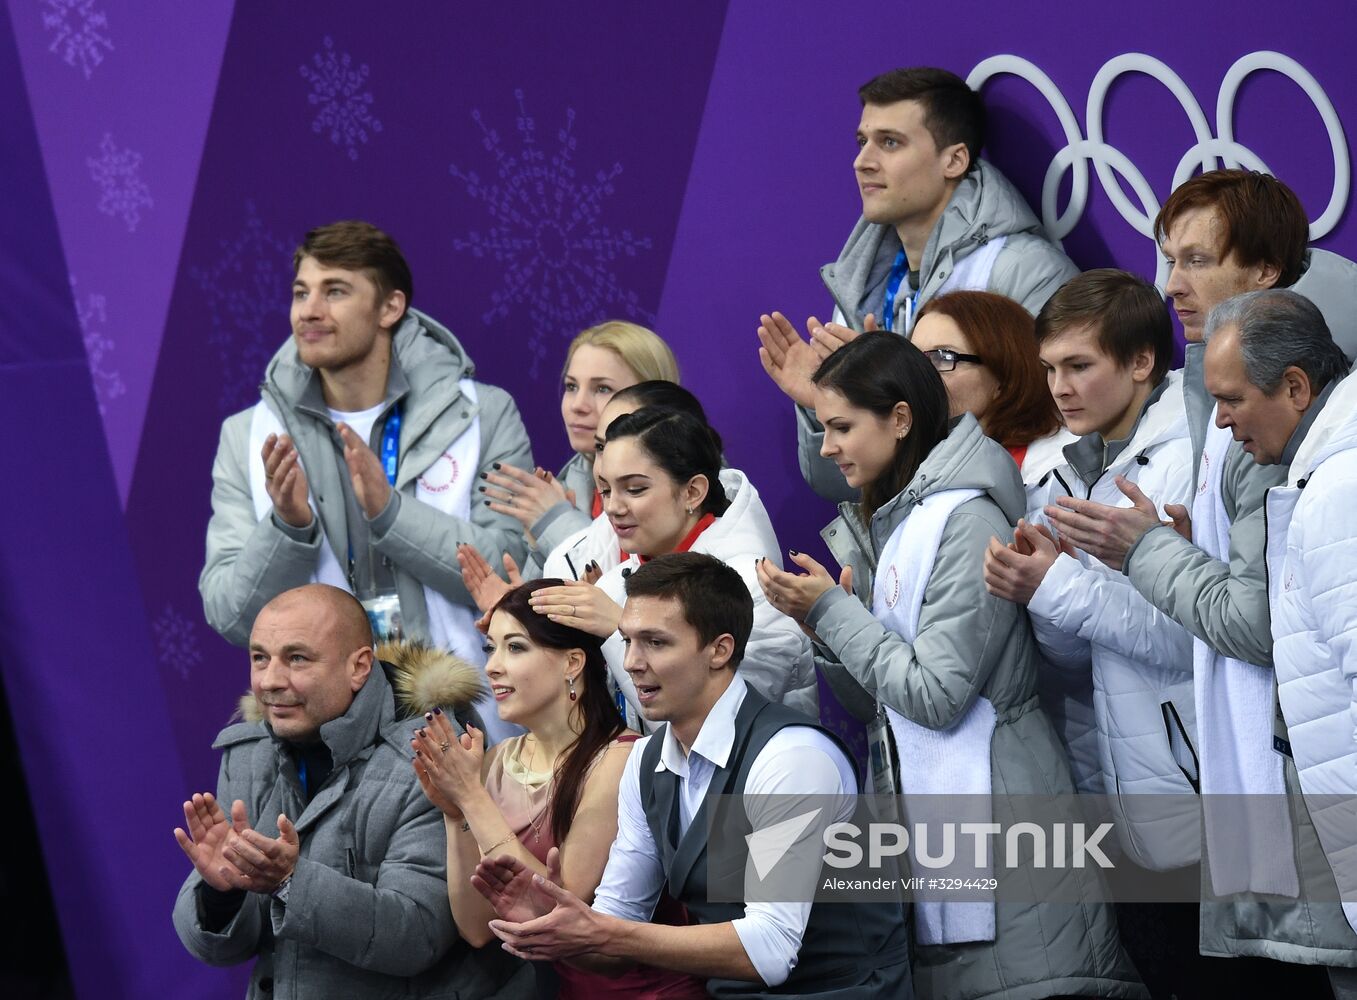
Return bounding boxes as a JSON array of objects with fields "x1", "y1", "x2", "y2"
[{"x1": 1029, "y1": 553, "x2": 1193, "y2": 674}]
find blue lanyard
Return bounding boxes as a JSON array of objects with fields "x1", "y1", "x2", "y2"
[
  {"x1": 379, "y1": 405, "x2": 401, "y2": 486},
  {"x1": 882, "y1": 249, "x2": 917, "y2": 333},
  {"x1": 347, "y1": 405, "x2": 401, "y2": 580}
]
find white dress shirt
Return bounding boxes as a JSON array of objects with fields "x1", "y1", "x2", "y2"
[{"x1": 591, "y1": 675, "x2": 856, "y2": 987}]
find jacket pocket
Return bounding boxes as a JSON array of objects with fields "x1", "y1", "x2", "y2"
[{"x1": 1161, "y1": 700, "x2": 1200, "y2": 793}]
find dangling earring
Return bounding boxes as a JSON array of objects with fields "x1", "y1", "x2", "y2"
[
  {"x1": 567, "y1": 676, "x2": 577, "y2": 702},
  {"x1": 685, "y1": 506, "x2": 694, "y2": 515}
]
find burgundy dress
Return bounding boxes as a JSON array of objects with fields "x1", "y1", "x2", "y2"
[{"x1": 485, "y1": 734, "x2": 709, "y2": 999}]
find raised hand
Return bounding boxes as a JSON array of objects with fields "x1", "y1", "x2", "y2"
[
  {"x1": 337, "y1": 422, "x2": 393, "y2": 520},
  {"x1": 412, "y1": 713, "x2": 484, "y2": 816},
  {"x1": 479, "y1": 463, "x2": 572, "y2": 533},
  {"x1": 808, "y1": 316, "x2": 861, "y2": 360},
  {"x1": 175, "y1": 792, "x2": 238, "y2": 892},
  {"x1": 262, "y1": 434, "x2": 313, "y2": 529},
  {"x1": 757, "y1": 312, "x2": 822, "y2": 409},
  {"x1": 457, "y1": 544, "x2": 522, "y2": 616}
]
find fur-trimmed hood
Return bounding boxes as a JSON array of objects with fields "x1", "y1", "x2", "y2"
[{"x1": 237, "y1": 639, "x2": 486, "y2": 724}]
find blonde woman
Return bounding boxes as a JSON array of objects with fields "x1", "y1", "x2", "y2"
[{"x1": 479, "y1": 322, "x2": 678, "y2": 577}]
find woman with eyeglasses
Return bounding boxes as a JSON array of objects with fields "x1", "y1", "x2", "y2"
[
  {"x1": 757, "y1": 332, "x2": 1142, "y2": 1000},
  {"x1": 909, "y1": 290, "x2": 1074, "y2": 480}
]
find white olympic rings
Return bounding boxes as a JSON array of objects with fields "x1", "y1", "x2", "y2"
[{"x1": 967, "y1": 51, "x2": 1349, "y2": 290}]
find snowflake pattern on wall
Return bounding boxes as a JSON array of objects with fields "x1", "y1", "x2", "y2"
[
  {"x1": 87, "y1": 133, "x2": 152, "y2": 232},
  {"x1": 299, "y1": 36, "x2": 383, "y2": 161},
  {"x1": 153, "y1": 603, "x2": 202, "y2": 681},
  {"x1": 42, "y1": 0, "x2": 113, "y2": 80},
  {"x1": 449, "y1": 90, "x2": 655, "y2": 378},
  {"x1": 190, "y1": 203, "x2": 294, "y2": 413},
  {"x1": 71, "y1": 276, "x2": 125, "y2": 414}
]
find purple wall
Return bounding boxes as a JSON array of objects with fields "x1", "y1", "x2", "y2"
[{"x1": 1, "y1": 1, "x2": 1353, "y2": 996}]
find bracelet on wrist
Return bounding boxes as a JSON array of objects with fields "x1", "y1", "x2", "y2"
[{"x1": 478, "y1": 832, "x2": 517, "y2": 857}]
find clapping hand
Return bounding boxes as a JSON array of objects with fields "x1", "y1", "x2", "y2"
[
  {"x1": 412, "y1": 712, "x2": 484, "y2": 817},
  {"x1": 337, "y1": 422, "x2": 393, "y2": 520},
  {"x1": 472, "y1": 844, "x2": 565, "y2": 925},
  {"x1": 261, "y1": 434, "x2": 313, "y2": 529},
  {"x1": 457, "y1": 544, "x2": 523, "y2": 628},
  {"x1": 756, "y1": 551, "x2": 849, "y2": 622},
  {"x1": 479, "y1": 463, "x2": 573, "y2": 536},
  {"x1": 174, "y1": 793, "x2": 298, "y2": 893},
  {"x1": 757, "y1": 312, "x2": 823, "y2": 409}
]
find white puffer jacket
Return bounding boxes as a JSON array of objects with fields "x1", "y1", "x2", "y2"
[
  {"x1": 1018, "y1": 428, "x2": 1105, "y2": 796},
  {"x1": 1266, "y1": 368, "x2": 1357, "y2": 935},
  {"x1": 1024, "y1": 372, "x2": 1202, "y2": 870},
  {"x1": 592, "y1": 468, "x2": 819, "y2": 730}
]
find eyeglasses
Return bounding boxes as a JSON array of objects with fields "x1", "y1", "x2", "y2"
[{"x1": 923, "y1": 348, "x2": 984, "y2": 373}]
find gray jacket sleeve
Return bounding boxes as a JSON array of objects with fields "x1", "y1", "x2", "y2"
[
  {"x1": 368, "y1": 383, "x2": 533, "y2": 606},
  {"x1": 988, "y1": 234, "x2": 1080, "y2": 315},
  {"x1": 805, "y1": 506, "x2": 1014, "y2": 730},
  {"x1": 796, "y1": 404, "x2": 861, "y2": 504},
  {"x1": 270, "y1": 787, "x2": 456, "y2": 976},
  {"x1": 1125, "y1": 445, "x2": 1286, "y2": 666},
  {"x1": 172, "y1": 753, "x2": 270, "y2": 965},
  {"x1": 199, "y1": 409, "x2": 323, "y2": 646}
]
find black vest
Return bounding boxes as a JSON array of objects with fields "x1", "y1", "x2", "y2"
[{"x1": 639, "y1": 687, "x2": 912, "y2": 998}]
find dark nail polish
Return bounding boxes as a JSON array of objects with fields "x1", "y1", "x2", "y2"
[
  {"x1": 484, "y1": 500, "x2": 491, "y2": 506},
  {"x1": 492, "y1": 462, "x2": 502, "y2": 470},
  {"x1": 433, "y1": 707, "x2": 443, "y2": 716},
  {"x1": 789, "y1": 549, "x2": 799, "y2": 556},
  {"x1": 424, "y1": 712, "x2": 433, "y2": 721},
  {"x1": 479, "y1": 472, "x2": 487, "y2": 480}
]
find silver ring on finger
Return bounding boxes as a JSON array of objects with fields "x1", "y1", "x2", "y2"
[{"x1": 568, "y1": 605, "x2": 576, "y2": 616}]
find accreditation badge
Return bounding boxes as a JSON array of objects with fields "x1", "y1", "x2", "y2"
[{"x1": 361, "y1": 591, "x2": 405, "y2": 644}]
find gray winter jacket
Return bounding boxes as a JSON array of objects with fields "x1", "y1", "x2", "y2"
[
  {"x1": 522, "y1": 450, "x2": 596, "y2": 579},
  {"x1": 805, "y1": 416, "x2": 1145, "y2": 1000},
  {"x1": 172, "y1": 643, "x2": 531, "y2": 1000},
  {"x1": 200, "y1": 308, "x2": 533, "y2": 646},
  {"x1": 1124, "y1": 343, "x2": 1283, "y2": 667},
  {"x1": 1125, "y1": 346, "x2": 1357, "y2": 966},
  {"x1": 799, "y1": 160, "x2": 1079, "y2": 502},
  {"x1": 1292, "y1": 247, "x2": 1357, "y2": 363}
]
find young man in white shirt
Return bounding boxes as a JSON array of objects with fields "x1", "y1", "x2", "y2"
[{"x1": 473, "y1": 552, "x2": 912, "y2": 998}]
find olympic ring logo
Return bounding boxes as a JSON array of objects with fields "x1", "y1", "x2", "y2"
[{"x1": 967, "y1": 52, "x2": 1350, "y2": 288}]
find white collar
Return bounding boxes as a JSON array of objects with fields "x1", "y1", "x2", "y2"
[{"x1": 655, "y1": 675, "x2": 747, "y2": 778}]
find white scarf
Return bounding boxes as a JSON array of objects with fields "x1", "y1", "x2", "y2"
[
  {"x1": 247, "y1": 382, "x2": 511, "y2": 736},
  {"x1": 1191, "y1": 414, "x2": 1298, "y2": 897},
  {"x1": 873, "y1": 487, "x2": 997, "y2": 945}
]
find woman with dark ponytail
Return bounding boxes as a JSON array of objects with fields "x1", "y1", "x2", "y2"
[
  {"x1": 756, "y1": 332, "x2": 1143, "y2": 1000},
  {"x1": 412, "y1": 579, "x2": 704, "y2": 999},
  {"x1": 528, "y1": 406, "x2": 818, "y2": 728}
]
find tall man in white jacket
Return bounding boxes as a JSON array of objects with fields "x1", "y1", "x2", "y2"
[
  {"x1": 983, "y1": 269, "x2": 1202, "y2": 997},
  {"x1": 985, "y1": 269, "x2": 1199, "y2": 865},
  {"x1": 756, "y1": 66, "x2": 1077, "y2": 502}
]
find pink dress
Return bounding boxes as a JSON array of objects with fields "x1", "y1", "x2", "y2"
[{"x1": 485, "y1": 734, "x2": 709, "y2": 999}]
